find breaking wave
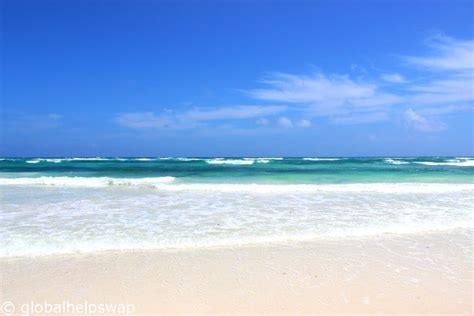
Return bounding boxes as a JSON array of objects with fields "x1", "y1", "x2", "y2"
[
  {"x1": 1, "y1": 177, "x2": 474, "y2": 193},
  {"x1": 0, "y1": 176, "x2": 176, "y2": 187},
  {"x1": 384, "y1": 158, "x2": 410, "y2": 165}
]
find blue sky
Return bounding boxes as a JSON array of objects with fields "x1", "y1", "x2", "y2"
[{"x1": 1, "y1": 0, "x2": 473, "y2": 157}]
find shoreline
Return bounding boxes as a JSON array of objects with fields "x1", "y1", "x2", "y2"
[
  {"x1": 2, "y1": 231, "x2": 472, "y2": 314},
  {"x1": 1, "y1": 227, "x2": 472, "y2": 260}
]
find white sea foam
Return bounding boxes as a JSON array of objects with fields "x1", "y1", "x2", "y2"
[
  {"x1": 243, "y1": 158, "x2": 272, "y2": 163},
  {"x1": 1, "y1": 177, "x2": 473, "y2": 193},
  {"x1": 0, "y1": 176, "x2": 176, "y2": 187},
  {"x1": 206, "y1": 158, "x2": 255, "y2": 165},
  {"x1": 153, "y1": 183, "x2": 474, "y2": 193},
  {"x1": 384, "y1": 158, "x2": 409, "y2": 165},
  {"x1": 303, "y1": 158, "x2": 342, "y2": 161},
  {"x1": 174, "y1": 158, "x2": 203, "y2": 161},
  {"x1": 69, "y1": 157, "x2": 109, "y2": 161},
  {"x1": 24, "y1": 157, "x2": 110, "y2": 163},
  {"x1": 26, "y1": 158, "x2": 63, "y2": 163},
  {"x1": 415, "y1": 160, "x2": 474, "y2": 167},
  {"x1": 1, "y1": 182, "x2": 472, "y2": 257}
]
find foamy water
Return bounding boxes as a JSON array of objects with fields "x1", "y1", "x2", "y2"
[{"x1": 1, "y1": 157, "x2": 473, "y2": 257}]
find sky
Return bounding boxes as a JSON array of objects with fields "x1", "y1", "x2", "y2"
[{"x1": 1, "y1": 0, "x2": 473, "y2": 157}]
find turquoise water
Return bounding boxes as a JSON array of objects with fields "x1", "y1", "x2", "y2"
[
  {"x1": 1, "y1": 157, "x2": 473, "y2": 257},
  {"x1": 1, "y1": 157, "x2": 473, "y2": 184}
]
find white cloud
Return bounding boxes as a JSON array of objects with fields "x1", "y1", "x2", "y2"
[
  {"x1": 416, "y1": 105, "x2": 473, "y2": 116},
  {"x1": 249, "y1": 73, "x2": 375, "y2": 104},
  {"x1": 182, "y1": 105, "x2": 286, "y2": 121},
  {"x1": 247, "y1": 72, "x2": 402, "y2": 117},
  {"x1": 244, "y1": 36, "x2": 473, "y2": 130},
  {"x1": 297, "y1": 119, "x2": 312, "y2": 128},
  {"x1": 330, "y1": 112, "x2": 389, "y2": 125},
  {"x1": 381, "y1": 73, "x2": 407, "y2": 83},
  {"x1": 408, "y1": 73, "x2": 474, "y2": 105},
  {"x1": 278, "y1": 117, "x2": 293, "y2": 128},
  {"x1": 116, "y1": 105, "x2": 286, "y2": 129},
  {"x1": 404, "y1": 35, "x2": 474, "y2": 71},
  {"x1": 402, "y1": 37, "x2": 474, "y2": 118},
  {"x1": 116, "y1": 35, "x2": 473, "y2": 133},
  {"x1": 404, "y1": 109, "x2": 446, "y2": 132}
]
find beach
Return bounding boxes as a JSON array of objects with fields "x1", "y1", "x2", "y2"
[
  {"x1": 0, "y1": 157, "x2": 473, "y2": 314},
  {"x1": 1, "y1": 230, "x2": 472, "y2": 314},
  {"x1": 3, "y1": 0, "x2": 474, "y2": 313}
]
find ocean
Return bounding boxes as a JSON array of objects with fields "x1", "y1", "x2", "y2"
[{"x1": 1, "y1": 157, "x2": 473, "y2": 257}]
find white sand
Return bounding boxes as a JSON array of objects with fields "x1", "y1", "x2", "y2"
[{"x1": 1, "y1": 231, "x2": 472, "y2": 315}]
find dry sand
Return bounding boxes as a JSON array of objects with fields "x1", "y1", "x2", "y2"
[{"x1": 1, "y1": 231, "x2": 472, "y2": 315}]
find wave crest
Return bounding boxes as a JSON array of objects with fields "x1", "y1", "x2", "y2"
[
  {"x1": 303, "y1": 158, "x2": 342, "y2": 161},
  {"x1": 415, "y1": 160, "x2": 474, "y2": 167},
  {"x1": 0, "y1": 176, "x2": 176, "y2": 187},
  {"x1": 384, "y1": 159, "x2": 409, "y2": 165},
  {"x1": 1, "y1": 177, "x2": 474, "y2": 193}
]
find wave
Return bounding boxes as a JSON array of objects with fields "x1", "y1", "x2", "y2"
[
  {"x1": 173, "y1": 158, "x2": 203, "y2": 162},
  {"x1": 303, "y1": 158, "x2": 342, "y2": 161},
  {"x1": 17, "y1": 157, "x2": 280, "y2": 164},
  {"x1": 23, "y1": 157, "x2": 111, "y2": 163},
  {"x1": 3, "y1": 226, "x2": 472, "y2": 258},
  {"x1": 384, "y1": 158, "x2": 409, "y2": 165},
  {"x1": 21, "y1": 157, "x2": 164, "y2": 163},
  {"x1": 1, "y1": 177, "x2": 473, "y2": 193},
  {"x1": 0, "y1": 176, "x2": 176, "y2": 187},
  {"x1": 26, "y1": 158, "x2": 63, "y2": 163},
  {"x1": 205, "y1": 158, "x2": 254, "y2": 165},
  {"x1": 205, "y1": 158, "x2": 277, "y2": 165},
  {"x1": 414, "y1": 160, "x2": 474, "y2": 167}
]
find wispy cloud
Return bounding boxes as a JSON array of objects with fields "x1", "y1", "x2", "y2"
[
  {"x1": 403, "y1": 35, "x2": 474, "y2": 71},
  {"x1": 116, "y1": 105, "x2": 287, "y2": 129},
  {"x1": 248, "y1": 73, "x2": 376, "y2": 104},
  {"x1": 404, "y1": 36, "x2": 473, "y2": 109},
  {"x1": 404, "y1": 109, "x2": 446, "y2": 132},
  {"x1": 255, "y1": 118, "x2": 270, "y2": 126},
  {"x1": 416, "y1": 104, "x2": 473, "y2": 116},
  {"x1": 243, "y1": 35, "x2": 473, "y2": 131},
  {"x1": 182, "y1": 105, "x2": 286, "y2": 121},
  {"x1": 278, "y1": 116, "x2": 293, "y2": 128},
  {"x1": 401, "y1": 36, "x2": 474, "y2": 130},
  {"x1": 297, "y1": 119, "x2": 312, "y2": 128},
  {"x1": 247, "y1": 72, "x2": 402, "y2": 117},
  {"x1": 381, "y1": 73, "x2": 407, "y2": 83},
  {"x1": 115, "y1": 35, "x2": 472, "y2": 133},
  {"x1": 330, "y1": 112, "x2": 389, "y2": 125}
]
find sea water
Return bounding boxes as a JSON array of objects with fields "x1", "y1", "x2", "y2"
[{"x1": 1, "y1": 157, "x2": 473, "y2": 256}]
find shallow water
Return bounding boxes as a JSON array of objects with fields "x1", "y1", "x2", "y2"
[{"x1": 1, "y1": 157, "x2": 473, "y2": 256}]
